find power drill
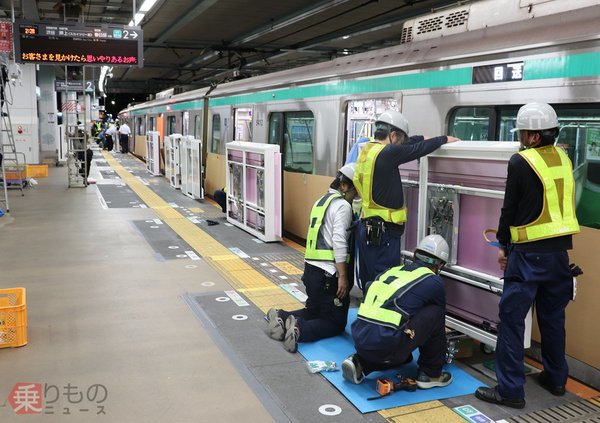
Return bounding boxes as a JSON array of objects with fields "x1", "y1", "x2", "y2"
[{"x1": 367, "y1": 375, "x2": 417, "y2": 401}]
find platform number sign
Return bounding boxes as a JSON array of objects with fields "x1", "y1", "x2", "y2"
[{"x1": 472, "y1": 62, "x2": 524, "y2": 84}]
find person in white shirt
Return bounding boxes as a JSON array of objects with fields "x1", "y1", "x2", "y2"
[
  {"x1": 266, "y1": 164, "x2": 358, "y2": 353},
  {"x1": 104, "y1": 123, "x2": 117, "y2": 151},
  {"x1": 118, "y1": 122, "x2": 131, "y2": 154}
]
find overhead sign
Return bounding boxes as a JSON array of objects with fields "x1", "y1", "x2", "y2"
[
  {"x1": 55, "y1": 80, "x2": 95, "y2": 92},
  {"x1": 13, "y1": 20, "x2": 143, "y2": 67},
  {"x1": 472, "y1": 62, "x2": 524, "y2": 84}
]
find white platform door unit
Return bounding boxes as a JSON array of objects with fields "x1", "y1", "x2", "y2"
[
  {"x1": 146, "y1": 131, "x2": 161, "y2": 176},
  {"x1": 226, "y1": 141, "x2": 281, "y2": 242},
  {"x1": 167, "y1": 134, "x2": 182, "y2": 188},
  {"x1": 180, "y1": 136, "x2": 203, "y2": 199}
]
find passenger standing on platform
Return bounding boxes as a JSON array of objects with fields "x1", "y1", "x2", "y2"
[
  {"x1": 475, "y1": 103, "x2": 580, "y2": 409},
  {"x1": 104, "y1": 122, "x2": 117, "y2": 152},
  {"x1": 266, "y1": 164, "x2": 358, "y2": 353},
  {"x1": 118, "y1": 121, "x2": 131, "y2": 154},
  {"x1": 342, "y1": 235, "x2": 453, "y2": 389},
  {"x1": 353, "y1": 110, "x2": 459, "y2": 293}
]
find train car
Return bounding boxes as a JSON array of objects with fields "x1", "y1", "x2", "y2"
[{"x1": 119, "y1": 0, "x2": 600, "y2": 384}]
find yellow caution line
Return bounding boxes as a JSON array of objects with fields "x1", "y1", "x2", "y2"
[
  {"x1": 103, "y1": 152, "x2": 303, "y2": 314},
  {"x1": 103, "y1": 154, "x2": 455, "y2": 421}
]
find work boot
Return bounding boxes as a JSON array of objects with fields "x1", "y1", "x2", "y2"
[
  {"x1": 283, "y1": 316, "x2": 299, "y2": 353},
  {"x1": 266, "y1": 308, "x2": 285, "y2": 341},
  {"x1": 474, "y1": 386, "x2": 526, "y2": 409},
  {"x1": 416, "y1": 370, "x2": 453, "y2": 389},
  {"x1": 342, "y1": 353, "x2": 365, "y2": 384},
  {"x1": 537, "y1": 371, "x2": 566, "y2": 396}
]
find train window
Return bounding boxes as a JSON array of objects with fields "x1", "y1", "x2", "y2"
[
  {"x1": 136, "y1": 117, "x2": 144, "y2": 135},
  {"x1": 148, "y1": 117, "x2": 155, "y2": 131},
  {"x1": 182, "y1": 111, "x2": 189, "y2": 136},
  {"x1": 167, "y1": 116, "x2": 177, "y2": 135},
  {"x1": 211, "y1": 114, "x2": 221, "y2": 154},
  {"x1": 449, "y1": 107, "x2": 493, "y2": 141},
  {"x1": 194, "y1": 115, "x2": 202, "y2": 139},
  {"x1": 268, "y1": 111, "x2": 314, "y2": 173},
  {"x1": 234, "y1": 108, "x2": 252, "y2": 141}
]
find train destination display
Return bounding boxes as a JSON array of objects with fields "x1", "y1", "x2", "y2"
[{"x1": 13, "y1": 20, "x2": 143, "y2": 67}]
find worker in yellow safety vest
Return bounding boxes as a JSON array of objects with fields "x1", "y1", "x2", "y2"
[
  {"x1": 352, "y1": 109, "x2": 459, "y2": 293},
  {"x1": 475, "y1": 102, "x2": 580, "y2": 409},
  {"x1": 342, "y1": 234, "x2": 454, "y2": 390},
  {"x1": 266, "y1": 164, "x2": 358, "y2": 353}
]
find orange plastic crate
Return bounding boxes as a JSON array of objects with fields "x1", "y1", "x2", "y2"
[
  {"x1": 0, "y1": 288, "x2": 28, "y2": 348},
  {"x1": 27, "y1": 165, "x2": 48, "y2": 178}
]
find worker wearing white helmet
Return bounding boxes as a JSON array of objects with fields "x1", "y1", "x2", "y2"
[
  {"x1": 353, "y1": 109, "x2": 460, "y2": 292},
  {"x1": 343, "y1": 234, "x2": 454, "y2": 389},
  {"x1": 267, "y1": 163, "x2": 358, "y2": 353},
  {"x1": 475, "y1": 102, "x2": 580, "y2": 408}
]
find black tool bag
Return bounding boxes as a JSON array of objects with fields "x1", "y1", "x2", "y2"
[{"x1": 365, "y1": 217, "x2": 385, "y2": 246}]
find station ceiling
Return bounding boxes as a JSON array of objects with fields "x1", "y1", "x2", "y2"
[{"x1": 2, "y1": 0, "x2": 472, "y2": 96}]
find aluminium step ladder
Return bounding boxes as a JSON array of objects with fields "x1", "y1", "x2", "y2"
[{"x1": 0, "y1": 62, "x2": 25, "y2": 213}]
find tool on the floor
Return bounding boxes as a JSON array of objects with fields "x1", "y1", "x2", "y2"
[{"x1": 367, "y1": 375, "x2": 417, "y2": 400}]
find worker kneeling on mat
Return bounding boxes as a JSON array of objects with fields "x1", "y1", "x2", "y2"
[{"x1": 342, "y1": 234, "x2": 453, "y2": 389}]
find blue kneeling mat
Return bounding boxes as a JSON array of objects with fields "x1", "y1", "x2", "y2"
[{"x1": 297, "y1": 308, "x2": 486, "y2": 413}]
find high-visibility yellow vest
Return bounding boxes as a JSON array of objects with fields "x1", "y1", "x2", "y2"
[
  {"x1": 354, "y1": 142, "x2": 407, "y2": 224},
  {"x1": 305, "y1": 192, "x2": 343, "y2": 261},
  {"x1": 357, "y1": 266, "x2": 433, "y2": 329},
  {"x1": 510, "y1": 146, "x2": 580, "y2": 243}
]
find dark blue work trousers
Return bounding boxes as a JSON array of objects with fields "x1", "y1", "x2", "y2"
[
  {"x1": 356, "y1": 304, "x2": 447, "y2": 377},
  {"x1": 282, "y1": 263, "x2": 350, "y2": 343},
  {"x1": 495, "y1": 249, "x2": 572, "y2": 400},
  {"x1": 355, "y1": 220, "x2": 402, "y2": 293}
]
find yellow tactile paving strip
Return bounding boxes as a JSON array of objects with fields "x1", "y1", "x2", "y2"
[
  {"x1": 103, "y1": 152, "x2": 302, "y2": 315},
  {"x1": 102, "y1": 152, "x2": 464, "y2": 421},
  {"x1": 379, "y1": 400, "x2": 465, "y2": 422}
]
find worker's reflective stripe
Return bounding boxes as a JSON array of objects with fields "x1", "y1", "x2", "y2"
[
  {"x1": 357, "y1": 266, "x2": 433, "y2": 329},
  {"x1": 304, "y1": 192, "x2": 342, "y2": 261},
  {"x1": 510, "y1": 146, "x2": 580, "y2": 243},
  {"x1": 354, "y1": 142, "x2": 407, "y2": 224}
]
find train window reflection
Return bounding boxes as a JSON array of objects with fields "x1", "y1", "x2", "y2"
[
  {"x1": 211, "y1": 114, "x2": 221, "y2": 154},
  {"x1": 167, "y1": 116, "x2": 177, "y2": 135},
  {"x1": 194, "y1": 115, "x2": 202, "y2": 139},
  {"x1": 449, "y1": 107, "x2": 492, "y2": 140},
  {"x1": 268, "y1": 111, "x2": 314, "y2": 173}
]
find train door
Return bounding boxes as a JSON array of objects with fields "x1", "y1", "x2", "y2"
[
  {"x1": 233, "y1": 107, "x2": 253, "y2": 141},
  {"x1": 204, "y1": 109, "x2": 227, "y2": 198},
  {"x1": 267, "y1": 111, "x2": 315, "y2": 238},
  {"x1": 134, "y1": 115, "x2": 146, "y2": 157},
  {"x1": 343, "y1": 98, "x2": 398, "y2": 163}
]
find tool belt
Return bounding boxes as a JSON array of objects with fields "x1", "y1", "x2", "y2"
[{"x1": 364, "y1": 217, "x2": 385, "y2": 246}]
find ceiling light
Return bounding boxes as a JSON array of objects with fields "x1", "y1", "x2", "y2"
[
  {"x1": 134, "y1": 13, "x2": 145, "y2": 26},
  {"x1": 128, "y1": 20, "x2": 134, "y2": 27},
  {"x1": 342, "y1": 35, "x2": 350, "y2": 40},
  {"x1": 139, "y1": 0, "x2": 159, "y2": 12}
]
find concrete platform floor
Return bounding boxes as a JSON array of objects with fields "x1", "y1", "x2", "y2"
[{"x1": 0, "y1": 165, "x2": 274, "y2": 422}]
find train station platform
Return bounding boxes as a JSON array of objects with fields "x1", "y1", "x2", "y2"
[{"x1": 1, "y1": 147, "x2": 598, "y2": 422}]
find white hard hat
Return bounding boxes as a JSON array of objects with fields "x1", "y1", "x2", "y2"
[
  {"x1": 415, "y1": 234, "x2": 449, "y2": 264},
  {"x1": 511, "y1": 102, "x2": 559, "y2": 132},
  {"x1": 338, "y1": 163, "x2": 355, "y2": 181},
  {"x1": 375, "y1": 109, "x2": 409, "y2": 135}
]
